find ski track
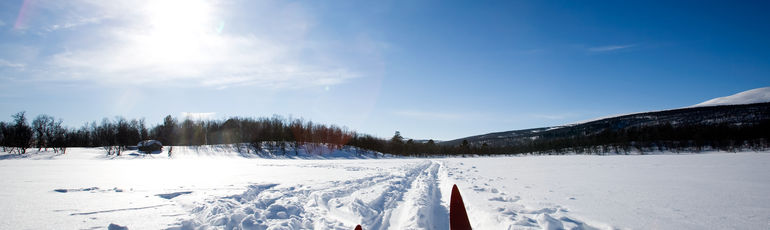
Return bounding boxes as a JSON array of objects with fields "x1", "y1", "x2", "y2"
[{"x1": 168, "y1": 160, "x2": 604, "y2": 230}]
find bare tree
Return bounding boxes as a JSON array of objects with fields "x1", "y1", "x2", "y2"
[
  {"x1": 96, "y1": 118, "x2": 117, "y2": 155},
  {"x1": 32, "y1": 114, "x2": 55, "y2": 151},
  {"x1": 0, "y1": 122, "x2": 6, "y2": 152},
  {"x1": 7, "y1": 112, "x2": 33, "y2": 154},
  {"x1": 51, "y1": 119, "x2": 67, "y2": 154},
  {"x1": 139, "y1": 118, "x2": 148, "y2": 140}
]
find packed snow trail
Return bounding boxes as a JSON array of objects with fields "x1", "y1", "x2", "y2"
[
  {"x1": 169, "y1": 160, "x2": 602, "y2": 230},
  {"x1": 389, "y1": 162, "x2": 448, "y2": 229},
  {"x1": 170, "y1": 161, "x2": 430, "y2": 229}
]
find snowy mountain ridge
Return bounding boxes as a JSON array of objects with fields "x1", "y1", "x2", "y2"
[
  {"x1": 567, "y1": 86, "x2": 770, "y2": 128},
  {"x1": 442, "y1": 87, "x2": 770, "y2": 148},
  {"x1": 691, "y1": 87, "x2": 770, "y2": 107}
]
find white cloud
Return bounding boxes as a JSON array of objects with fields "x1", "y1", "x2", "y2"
[
  {"x1": 0, "y1": 20, "x2": 6, "y2": 27},
  {"x1": 587, "y1": 44, "x2": 636, "y2": 52},
  {"x1": 181, "y1": 112, "x2": 216, "y2": 120},
  {"x1": 16, "y1": 0, "x2": 375, "y2": 89},
  {"x1": 392, "y1": 110, "x2": 467, "y2": 120},
  {"x1": 519, "y1": 48, "x2": 545, "y2": 55},
  {"x1": 45, "y1": 16, "x2": 103, "y2": 32},
  {"x1": 0, "y1": 59, "x2": 25, "y2": 68},
  {"x1": 531, "y1": 114, "x2": 570, "y2": 120}
]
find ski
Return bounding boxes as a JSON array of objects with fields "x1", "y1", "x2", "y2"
[{"x1": 450, "y1": 184, "x2": 472, "y2": 230}]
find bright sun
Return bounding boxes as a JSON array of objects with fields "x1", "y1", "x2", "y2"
[{"x1": 138, "y1": 0, "x2": 217, "y2": 65}]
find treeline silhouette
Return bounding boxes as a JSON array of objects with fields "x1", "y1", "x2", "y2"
[
  {"x1": 1, "y1": 108, "x2": 768, "y2": 156},
  {"x1": 0, "y1": 112, "x2": 364, "y2": 156}
]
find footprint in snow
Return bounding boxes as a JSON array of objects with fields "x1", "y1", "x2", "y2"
[{"x1": 489, "y1": 196, "x2": 520, "y2": 203}]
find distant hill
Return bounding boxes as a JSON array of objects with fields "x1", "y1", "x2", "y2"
[
  {"x1": 442, "y1": 88, "x2": 770, "y2": 150},
  {"x1": 442, "y1": 102, "x2": 770, "y2": 147}
]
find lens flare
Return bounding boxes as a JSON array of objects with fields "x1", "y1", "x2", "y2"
[{"x1": 14, "y1": 0, "x2": 33, "y2": 30}]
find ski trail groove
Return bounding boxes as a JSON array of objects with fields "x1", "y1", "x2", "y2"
[
  {"x1": 389, "y1": 161, "x2": 449, "y2": 230},
  {"x1": 170, "y1": 160, "x2": 446, "y2": 230}
]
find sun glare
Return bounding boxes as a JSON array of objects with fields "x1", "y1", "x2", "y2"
[{"x1": 139, "y1": 0, "x2": 216, "y2": 65}]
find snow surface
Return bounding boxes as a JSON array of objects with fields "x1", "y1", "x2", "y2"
[
  {"x1": 691, "y1": 87, "x2": 770, "y2": 107},
  {"x1": 1, "y1": 147, "x2": 769, "y2": 229}
]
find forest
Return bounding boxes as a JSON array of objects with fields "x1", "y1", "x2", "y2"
[{"x1": 1, "y1": 107, "x2": 768, "y2": 156}]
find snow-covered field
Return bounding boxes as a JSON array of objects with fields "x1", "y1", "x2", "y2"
[{"x1": 1, "y1": 147, "x2": 769, "y2": 229}]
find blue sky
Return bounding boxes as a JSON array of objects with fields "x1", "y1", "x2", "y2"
[{"x1": 0, "y1": 0, "x2": 768, "y2": 140}]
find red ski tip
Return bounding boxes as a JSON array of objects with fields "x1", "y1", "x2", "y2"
[
  {"x1": 354, "y1": 224, "x2": 362, "y2": 230},
  {"x1": 450, "y1": 184, "x2": 472, "y2": 230}
]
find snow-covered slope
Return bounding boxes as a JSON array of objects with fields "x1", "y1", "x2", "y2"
[
  {"x1": 2, "y1": 148, "x2": 770, "y2": 229},
  {"x1": 691, "y1": 86, "x2": 770, "y2": 107}
]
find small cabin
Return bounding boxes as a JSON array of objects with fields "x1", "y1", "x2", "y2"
[{"x1": 137, "y1": 140, "x2": 163, "y2": 153}]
